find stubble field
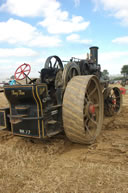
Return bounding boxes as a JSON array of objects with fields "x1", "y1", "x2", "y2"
[{"x1": 0, "y1": 85, "x2": 128, "y2": 193}]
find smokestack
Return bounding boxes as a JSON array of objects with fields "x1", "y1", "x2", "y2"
[{"x1": 89, "y1": 46, "x2": 99, "y2": 65}]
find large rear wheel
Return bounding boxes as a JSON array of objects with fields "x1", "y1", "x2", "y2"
[{"x1": 63, "y1": 75, "x2": 104, "y2": 144}]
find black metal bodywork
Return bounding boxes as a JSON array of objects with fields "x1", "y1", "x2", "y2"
[
  {"x1": 71, "y1": 47, "x2": 101, "y2": 77},
  {"x1": 4, "y1": 84, "x2": 62, "y2": 138}
]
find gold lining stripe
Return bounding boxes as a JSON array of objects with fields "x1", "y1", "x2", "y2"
[
  {"x1": 36, "y1": 86, "x2": 45, "y2": 138},
  {"x1": 32, "y1": 86, "x2": 40, "y2": 138},
  {"x1": 4, "y1": 83, "x2": 47, "y2": 89},
  {"x1": 4, "y1": 85, "x2": 34, "y2": 88}
]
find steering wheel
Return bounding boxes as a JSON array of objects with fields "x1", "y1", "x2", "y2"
[
  {"x1": 14, "y1": 63, "x2": 31, "y2": 80},
  {"x1": 44, "y1": 56, "x2": 63, "y2": 69}
]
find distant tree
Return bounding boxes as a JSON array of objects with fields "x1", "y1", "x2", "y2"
[
  {"x1": 101, "y1": 69, "x2": 109, "y2": 80},
  {"x1": 121, "y1": 65, "x2": 128, "y2": 77},
  {"x1": 102, "y1": 69, "x2": 109, "y2": 76},
  {"x1": 10, "y1": 75, "x2": 15, "y2": 79}
]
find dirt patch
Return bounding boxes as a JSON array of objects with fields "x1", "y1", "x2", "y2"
[{"x1": 0, "y1": 86, "x2": 128, "y2": 193}]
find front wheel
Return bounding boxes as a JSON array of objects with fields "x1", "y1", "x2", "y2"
[{"x1": 104, "y1": 87, "x2": 122, "y2": 116}]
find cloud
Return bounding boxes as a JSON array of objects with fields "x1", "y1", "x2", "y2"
[
  {"x1": 0, "y1": 18, "x2": 35, "y2": 44},
  {"x1": 0, "y1": 18, "x2": 61, "y2": 47},
  {"x1": 92, "y1": 0, "x2": 128, "y2": 25},
  {"x1": 39, "y1": 15, "x2": 90, "y2": 34},
  {"x1": 0, "y1": 0, "x2": 90, "y2": 34},
  {"x1": 0, "y1": 0, "x2": 60, "y2": 17},
  {"x1": 74, "y1": 0, "x2": 80, "y2": 7},
  {"x1": 112, "y1": 36, "x2": 128, "y2": 44},
  {"x1": 29, "y1": 35, "x2": 61, "y2": 47},
  {"x1": 99, "y1": 51, "x2": 128, "y2": 61},
  {"x1": 99, "y1": 51, "x2": 128, "y2": 74},
  {"x1": 0, "y1": 59, "x2": 11, "y2": 63},
  {"x1": 66, "y1": 34, "x2": 92, "y2": 44},
  {"x1": 0, "y1": 48, "x2": 38, "y2": 57}
]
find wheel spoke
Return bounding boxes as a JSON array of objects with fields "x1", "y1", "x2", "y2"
[
  {"x1": 22, "y1": 65, "x2": 27, "y2": 71},
  {"x1": 113, "y1": 96, "x2": 120, "y2": 99},
  {"x1": 53, "y1": 60, "x2": 57, "y2": 68},
  {"x1": 94, "y1": 104, "x2": 99, "y2": 108},
  {"x1": 16, "y1": 71, "x2": 21, "y2": 74},
  {"x1": 84, "y1": 97, "x2": 87, "y2": 103},
  {"x1": 89, "y1": 117, "x2": 98, "y2": 126},
  {"x1": 111, "y1": 90, "x2": 115, "y2": 96},
  {"x1": 115, "y1": 104, "x2": 120, "y2": 108},
  {"x1": 24, "y1": 70, "x2": 29, "y2": 72},
  {"x1": 18, "y1": 73, "x2": 22, "y2": 79},
  {"x1": 86, "y1": 92, "x2": 91, "y2": 101},
  {"x1": 22, "y1": 73, "x2": 26, "y2": 78},
  {"x1": 89, "y1": 87, "x2": 97, "y2": 98},
  {"x1": 85, "y1": 125, "x2": 93, "y2": 138}
]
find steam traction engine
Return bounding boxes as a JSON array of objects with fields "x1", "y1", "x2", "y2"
[{"x1": 0, "y1": 47, "x2": 122, "y2": 144}]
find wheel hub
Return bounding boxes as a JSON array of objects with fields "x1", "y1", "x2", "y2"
[
  {"x1": 85, "y1": 102, "x2": 95, "y2": 116},
  {"x1": 89, "y1": 104, "x2": 95, "y2": 114},
  {"x1": 112, "y1": 99, "x2": 116, "y2": 105}
]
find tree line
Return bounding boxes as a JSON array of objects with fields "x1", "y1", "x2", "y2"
[{"x1": 102, "y1": 64, "x2": 128, "y2": 80}]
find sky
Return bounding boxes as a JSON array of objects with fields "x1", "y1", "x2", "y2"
[{"x1": 0, "y1": 0, "x2": 128, "y2": 81}]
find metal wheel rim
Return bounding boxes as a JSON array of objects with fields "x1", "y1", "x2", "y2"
[{"x1": 83, "y1": 76, "x2": 103, "y2": 142}]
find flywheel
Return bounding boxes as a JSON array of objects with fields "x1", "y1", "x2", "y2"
[
  {"x1": 62, "y1": 62, "x2": 80, "y2": 89},
  {"x1": 103, "y1": 87, "x2": 122, "y2": 116},
  {"x1": 63, "y1": 75, "x2": 104, "y2": 144}
]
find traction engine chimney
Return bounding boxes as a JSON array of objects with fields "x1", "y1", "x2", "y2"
[{"x1": 89, "y1": 46, "x2": 99, "y2": 65}]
